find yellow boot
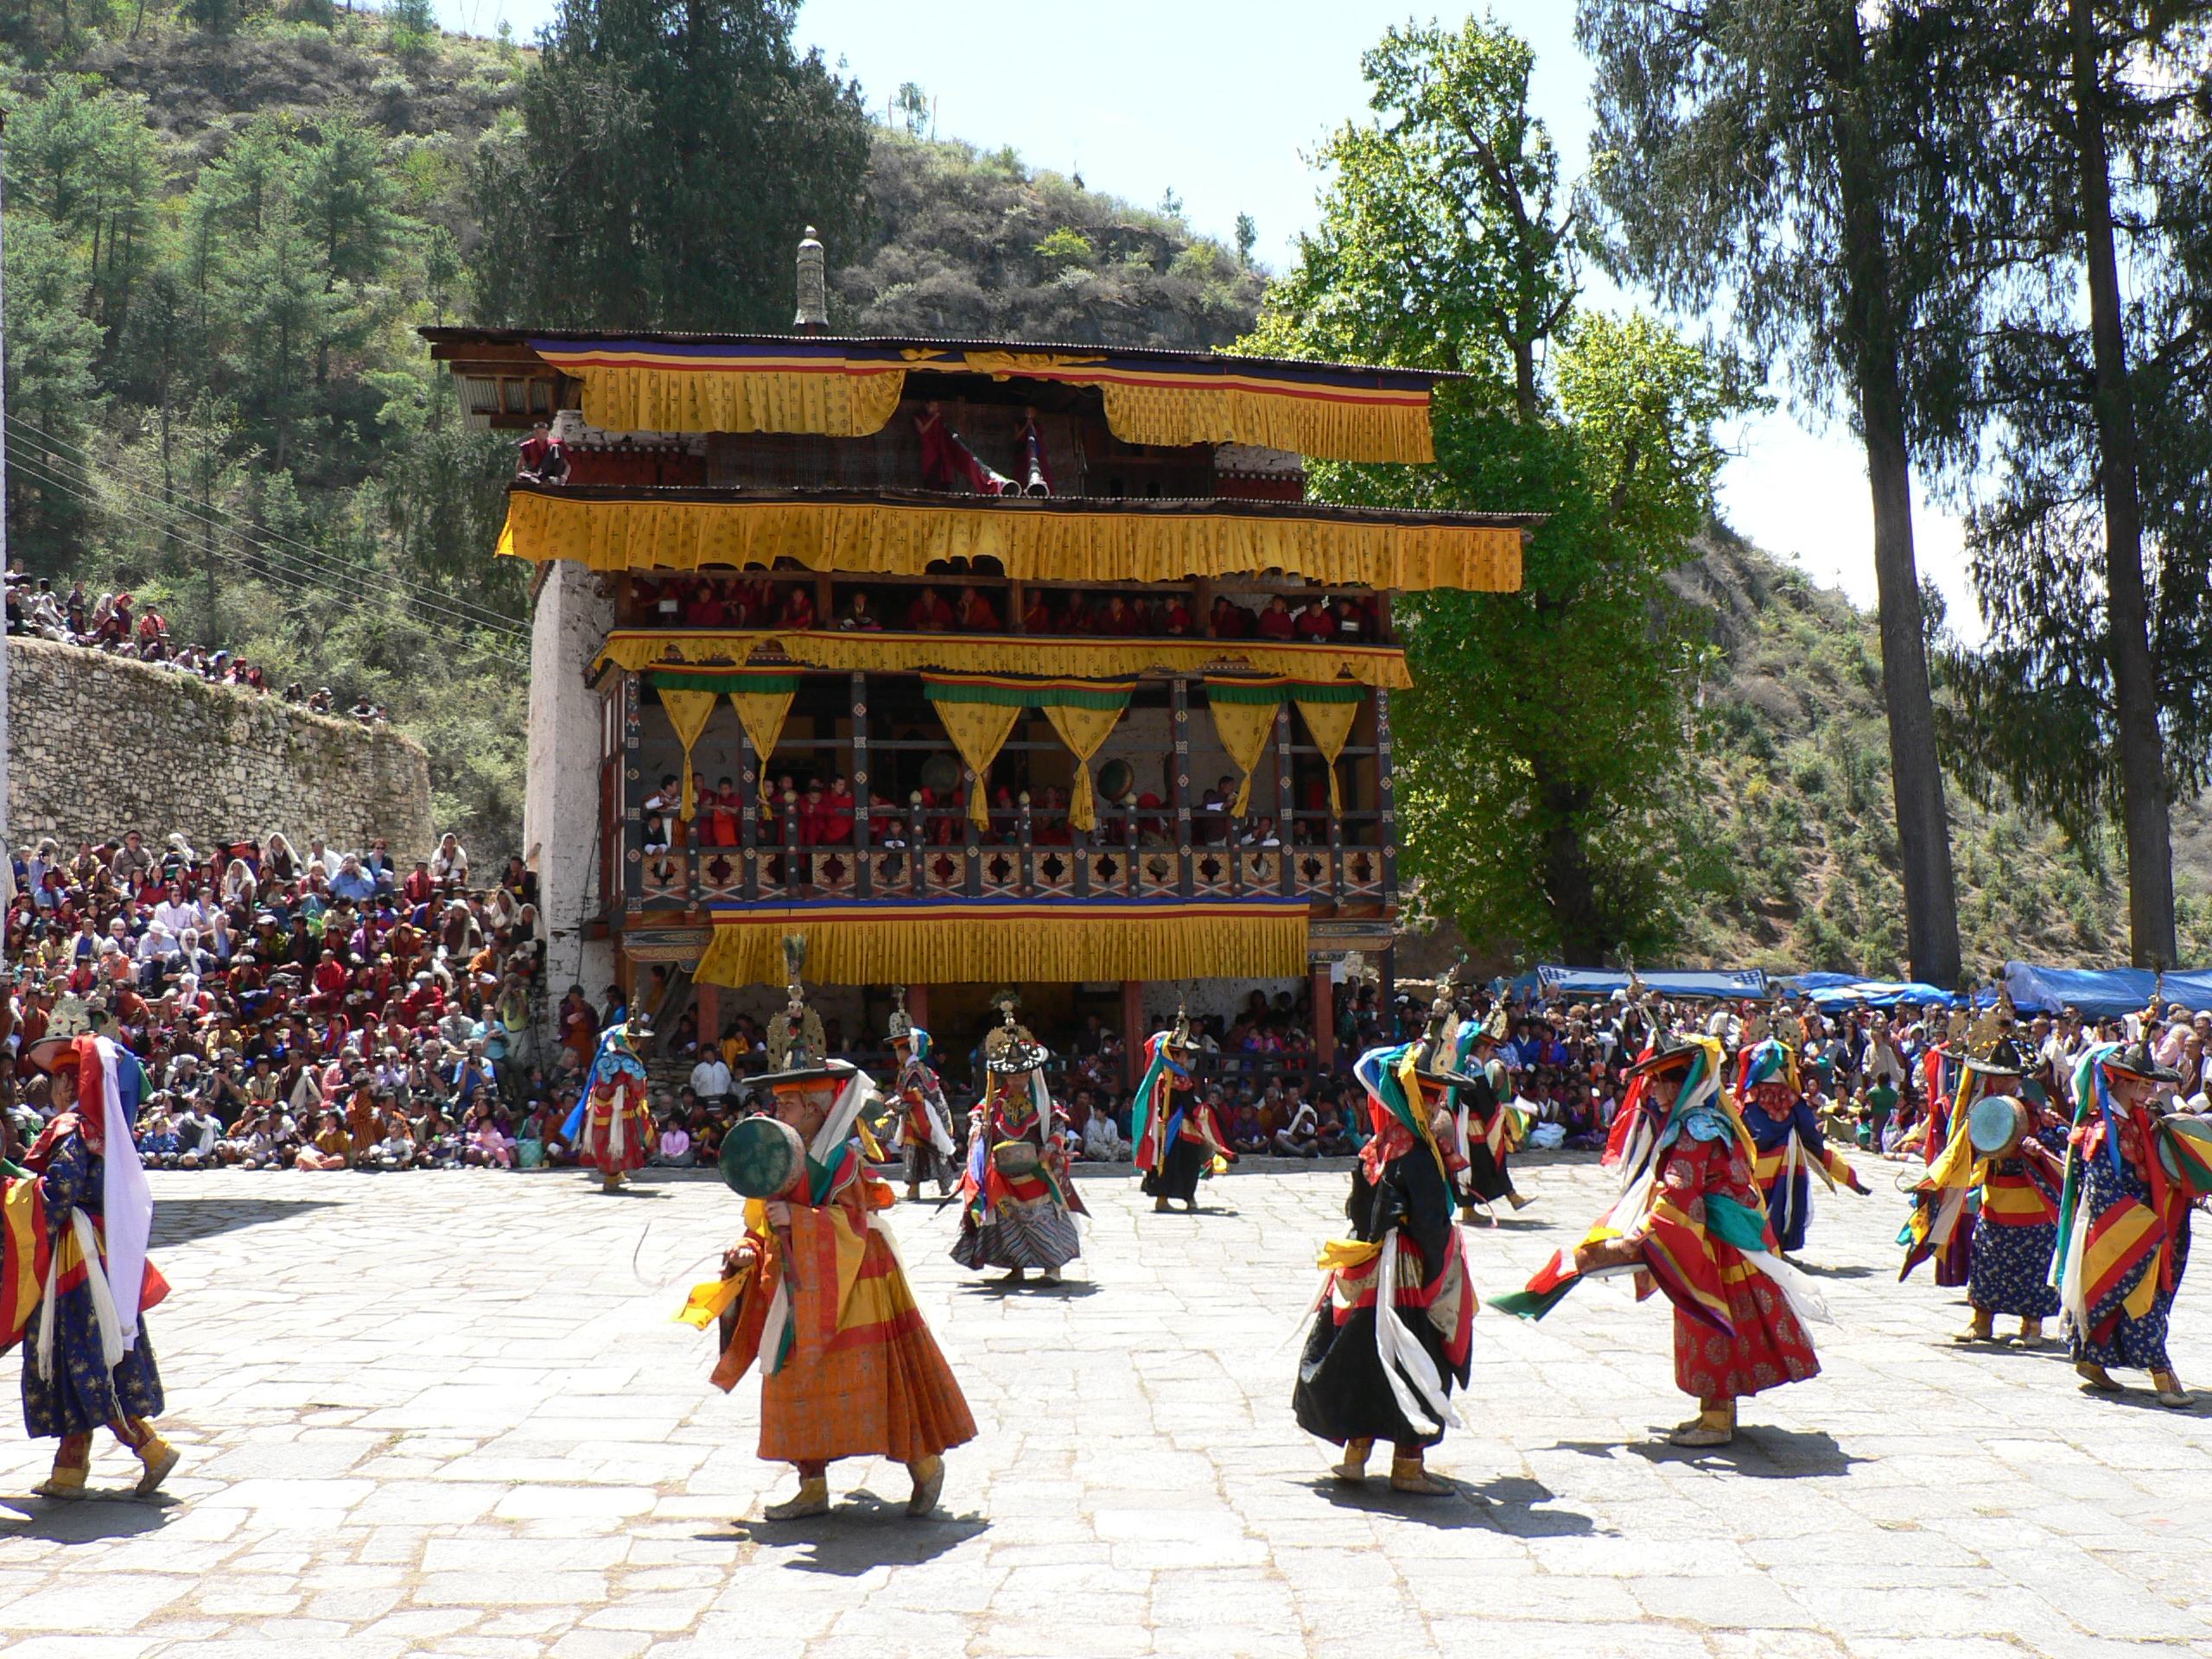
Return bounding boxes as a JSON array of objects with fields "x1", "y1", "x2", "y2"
[
  {"x1": 1388, "y1": 1448, "x2": 1452, "y2": 1496},
  {"x1": 133, "y1": 1433, "x2": 181, "y2": 1497},
  {"x1": 762, "y1": 1476, "x2": 830, "y2": 1520},
  {"x1": 1331, "y1": 1438, "x2": 1373, "y2": 1484},
  {"x1": 1669, "y1": 1399, "x2": 1736, "y2": 1447},
  {"x1": 34, "y1": 1436, "x2": 90, "y2": 1500},
  {"x1": 906, "y1": 1454, "x2": 945, "y2": 1517}
]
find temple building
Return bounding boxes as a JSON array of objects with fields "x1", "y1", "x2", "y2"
[{"x1": 423, "y1": 251, "x2": 1532, "y2": 1087}]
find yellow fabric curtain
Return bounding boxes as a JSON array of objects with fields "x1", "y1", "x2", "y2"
[
  {"x1": 1039, "y1": 703, "x2": 1126, "y2": 834},
  {"x1": 691, "y1": 902, "x2": 1308, "y2": 986},
  {"x1": 568, "y1": 365, "x2": 906, "y2": 437},
  {"x1": 728, "y1": 686, "x2": 797, "y2": 769},
  {"x1": 1291, "y1": 695, "x2": 1363, "y2": 815},
  {"x1": 931, "y1": 700, "x2": 1025, "y2": 828},
  {"x1": 658, "y1": 690, "x2": 721, "y2": 821},
  {"x1": 1098, "y1": 380, "x2": 1434, "y2": 464},
  {"x1": 1209, "y1": 699, "x2": 1281, "y2": 817},
  {"x1": 598, "y1": 627, "x2": 1415, "y2": 691},
  {"x1": 501, "y1": 492, "x2": 1522, "y2": 595}
]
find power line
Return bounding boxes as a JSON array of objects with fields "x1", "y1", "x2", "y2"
[
  {"x1": 3, "y1": 416, "x2": 531, "y2": 637},
  {"x1": 3, "y1": 439, "x2": 531, "y2": 654},
  {"x1": 6, "y1": 432, "x2": 530, "y2": 644},
  {"x1": 6, "y1": 422, "x2": 531, "y2": 639},
  {"x1": 3, "y1": 447, "x2": 529, "y2": 667}
]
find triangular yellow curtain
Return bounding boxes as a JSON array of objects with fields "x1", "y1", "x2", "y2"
[
  {"x1": 658, "y1": 690, "x2": 721, "y2": 821},
  {"x1": 1039, "y1": 704, "x2": 1123, "y2": 834},
  {"x1": 930, "y1": 700, "x2": 1024, "y2": 828},
  {"x1": 1205, "y1": 680, "x2": 1287, "y2": 818},
  {"x1": 652, "y1": 671, "x2": 800, "y2": 815},
  {"x1": 728, "y1": 686, "x2": 798, "y2": 772},
  {"x1": 1289, "y1": 688, "x2": 1365, "y2": 815}
]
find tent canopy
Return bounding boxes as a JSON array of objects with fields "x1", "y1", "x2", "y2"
[
  {"x1": 2002, "y1": 962, "x2": 2212, "y2": 1019},
  {"x1": 1534, "y1": 966, "x2": 1769, "y2": 1001}
]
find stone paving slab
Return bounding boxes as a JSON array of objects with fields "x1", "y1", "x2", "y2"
[{"x1": 1, "y1": 1159, "x2": 2209, "y2": 1656}]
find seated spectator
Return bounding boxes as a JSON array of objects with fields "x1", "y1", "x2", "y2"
[
  {"x1": 906, "y1": 585, "x2": 956, "y2": 632},
  {"x1": 1228, "y1": 1096, "x2": 1268, "y2": 1157},
  {"x1": 839, "y1": 591, "x2": 883, "y2": 631},
  {"x1": 1255, "y1": 595, "x2": 1296, "y2": 639},
  {"x1": 1211, "y1": 595, "x2": 1253, "y2": 639},
  {"x1": 951, "y1": 585, "x2": 999, "y2": 632},
  {"x1": 1020, "y1": 588, "x2": 1053, "y2": 633},
  {"x1": 653, "y1": 1115, "x2": 696, "y2": 1167},
  {"x1": 776, "y1": 583, "x2": 816, "y2": 630},
  {"x1": 518, "y1": 421, "x2": 569, "y2": 482},
  {"x1": 1294, "y1": 595, "x2": 1335, "y2": 640},
  {"x1": 1156, "y1": 594, "x2": 1192, "y2": 636},
  {"x1": 1099, "y1": 594, "x2": 1144, "y2": 635},
  {"x1": 1082, "y1": 1096, "x2": 1130, "y2": 1160},
  {"x1": 684, "y1": 581, "x2": 728, "y2": 628}
]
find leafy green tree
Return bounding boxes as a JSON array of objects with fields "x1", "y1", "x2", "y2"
[
  {"x1": 470, "y1": 0, "x2": 874, "y2": 329},
  {"x1": 4, "y1": 212, "x2": 106, "y2": 561},
  {"x1": 1248, "y1": 19, "x2": 1754, "y2": 963},
  {"x1": 1578, "y1": 0, "x2": 1985, "y2": 986},
  {"x1": 1935, "y1": 0, "x2": 2212, "y2": 966}
]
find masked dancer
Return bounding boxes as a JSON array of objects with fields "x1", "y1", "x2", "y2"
[
  {"x1": 1135, "y1": 1010, "x2": 1236, "y2": 1214},
  {"x1": 1446, "y1": 999, "x2": 1530, "y2": 1221},
  {"x1": 885, "y1": 992, "x2": 957, "y2": 1203},
  {"x1": 1497, "y1": 1037, "x2": 1828, "y2": 1447},
  {"x1": 1736, "y1": 1016, "x2": 1868, "y2": 1259},
  {"x1": 693, "y1": 983, "x2": 976, "y2": 1521},
  {"x1": 5, "y1": 1013, "x2": 179, "y2": 1497},
  {"x1": 952, "y1": 1003, "x2": 1085, "y2": 1287},
  {"x1": 1292, "y1": 995, "x2": 1478, "y2": 1496},
  {"x1": 2053, "y1": 1041, "x2": 2198, "y2": 1407},
  {"x1": 563, "y1": 1014, "x2": 655, "y2": 1192},
  {"x1": 1900, "y1": 1020, "x2": 2026, "y2": 1287}
]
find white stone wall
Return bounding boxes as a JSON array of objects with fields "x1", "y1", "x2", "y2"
[
  {"x1": 5, "y1": 639, "x2": 431, "y2": 860},
  {"x1": 524, "y1": 563, "x2": 616, "y2": 1001}
]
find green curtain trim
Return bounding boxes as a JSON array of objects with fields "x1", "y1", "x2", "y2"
[
  {"x1": 923, "y1": 679, "x2": 1135, "y2": 711},
  {"x1": 652, "y1": 671, "x2": 800, "y2": 694},
  {"x1": 1203, "y1": 677, "x2": 1294, "y2": 706},
  {"x1": 1287, "y1": 683, "x2": 1368, "y2": 705}
]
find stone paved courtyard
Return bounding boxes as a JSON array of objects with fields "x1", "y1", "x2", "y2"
[{"x1": 2, "y1": 1154, "x2": 2209, "y2": 1658}]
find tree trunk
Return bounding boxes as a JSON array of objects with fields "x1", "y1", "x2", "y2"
[
  {"x1": 2068, "y1": 0, "x2": 2174, "y2": 966},
  {"x1": 1830, "y1": 3, "x2": 1962, "y2": 986},
  {"x1": 1538, "y1": 772, "x2": 1606, "y2": 966}
]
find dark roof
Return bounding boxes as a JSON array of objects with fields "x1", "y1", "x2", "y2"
[{"x1": 419, "y1": 327, "x2": 1471, "y2": 391}]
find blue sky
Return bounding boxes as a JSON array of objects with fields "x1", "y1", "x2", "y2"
[{"x1": 427, "y1": 0, "x2": 1980, "y2": 638}]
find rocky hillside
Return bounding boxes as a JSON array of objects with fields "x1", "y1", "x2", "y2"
[{"x1": 1666, "y1": 530, "x2": 2212, "y2": 976}]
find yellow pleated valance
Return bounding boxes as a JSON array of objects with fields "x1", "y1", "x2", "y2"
[
  {"x1": 528, "y1": 340, "x2": 1438, "y2": 462},
  {"x1": 504, "y1": 491, "x2": 1522, "y2": 594},
  {"x1": 596, "y1": 629, "x2": 1416, "y2": 690},
  {"x1": 690, "y1": 899, "x2": 1310, "y2": 987},
  {"x1": 570, "y1": 364, "x2": 906, "y2": 436}
]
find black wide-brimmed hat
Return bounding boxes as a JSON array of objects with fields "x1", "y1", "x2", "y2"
[
  {"x1": 1626, "y1": 1041, "x2": 1702, "y2": 1079},
  {"x1": 1965, "y1": 1037, "x2": 2028, "y2": 1078},
  {"x1": 744, "y1": 1057, "x2": 857, "y2": 1100},
  {"x1": 2101, "y1": 1040, "x2": 2182, "y2": 1084}
]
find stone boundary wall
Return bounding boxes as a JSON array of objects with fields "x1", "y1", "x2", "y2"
[{"x1": 5, "y1": 637, "x2": 435, "y2": 861}]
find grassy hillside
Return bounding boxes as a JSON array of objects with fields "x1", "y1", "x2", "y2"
[{"x1": 1668, "y1": 530, "x2": 2212, "y2": 976}]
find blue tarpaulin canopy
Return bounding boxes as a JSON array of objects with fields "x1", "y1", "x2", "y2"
[
  {"x1": 2001, "y1": 962, "x2": 2212, "y2": 1018},
  {"x1": 1787, "y1": 979, "x2": 1962, "y2": 1011},
  {"x1": 1534, "y1": 966, "x2": 1768, "y2": 1001}
]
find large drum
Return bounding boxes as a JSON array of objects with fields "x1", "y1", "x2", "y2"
[
  {"x1": 720, "y1": 1116, "x2": 807, "y2": 1199},
  {"x1": 1967, "y1": 1096, "x2": 2031, "y2": 1158},
  {"x1": 991, "y1": 1140, "x2": 1042, "y2": 1179}
]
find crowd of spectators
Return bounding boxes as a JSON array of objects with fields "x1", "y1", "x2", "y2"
[
  {"x1": 627, "y1": 573, "x2": 1384, "y2": 645},
  {"x1": 5, "y1": 568, "x2": 392, "y2": 724},
  {"x1": 0, "y1": 824, "x2": 559, "y2": 1175}
]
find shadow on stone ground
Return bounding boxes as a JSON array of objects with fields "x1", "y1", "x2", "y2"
[{"x1": 149, "y1": 1196, "x2": 340, "y2": 1248}]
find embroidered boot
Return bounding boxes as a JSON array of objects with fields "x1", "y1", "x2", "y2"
[
  {"x1": 34, "y1": 1434, "x2": 91, "y2": 1499},
  {"x1": 906, "y1": 1454, "x2": 945, "y2": 1517},
  {"x1": 1954, "y1": 1308, "x2": 1996, "y2": 1344},
  {"x1": 1669, "y1": 1399, "x2": 1736, "y2": 1447},
  {"x1": 2152, "y1": 1370, "x2": 2193, "y2": 1409},
  {"x1": 2017, "y1": 1318, "x2": 2047, "y2": 1350},
  {"x1": 124, "y1": 1419, "x2": 180, "y2": 1497},
  {"x1": 1388, "y1": 1448, "x2": 1452, "y2": 1496},
  {"x1": 1331, "y1": 1438, "x2": 1373, "y2": 1484},
  {"x1": 2075, "y1": 1360, "x2": 2122, "y2": 1392},
  {"x1": 763, "y1": 1476, "x2": 831, "y2": 1520}
]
